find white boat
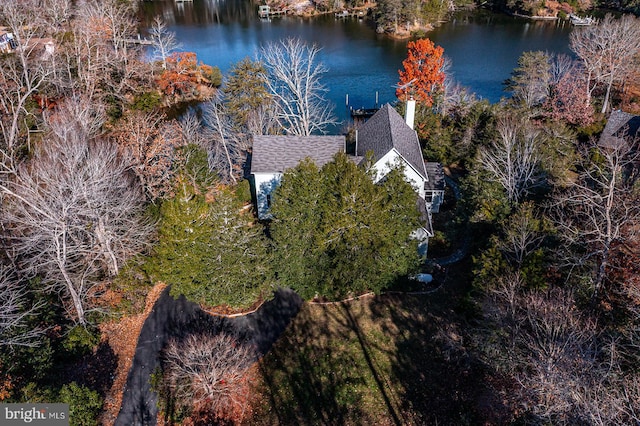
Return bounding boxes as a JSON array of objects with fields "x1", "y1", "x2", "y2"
[{"x1": 569, "y1": 14, "x2": 596, "y2": 26}]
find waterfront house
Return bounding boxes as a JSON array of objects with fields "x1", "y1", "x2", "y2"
[
  {"x1": 354, "y1": 103, "x2": 445, "y2": 214},
  {"x1": 250, "y1": 102, "x2": 445, "y2": 253},
  {"x1": 252, "y1": 135, "x2": 345, "y2": 220}
]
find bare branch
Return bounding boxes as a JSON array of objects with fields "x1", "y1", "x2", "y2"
[
  {"x1": 0, "y1": 266, "x2": 44, "y2": 349},
  {"x1": 259, "y1": 38, "x2": 337, "y2": 136},
  {"x1": 479, "y1": 114, "x2": 542, "y2": 204},
  {"x1": 570, "y1": 14, "x2": 640, "y2": 113},
  {"x1": 202, "y1": 100, "x2": 249, "y2": 184},
  {"x1": 1, "y1": 100, "x2": 153, "y2": 324},
  {"x1": 149, "y1": 16, "x2": 181, "y2": 71},
  {"x1": 549, "y1": 136, "x2": 640, "y2": 296},
  {"x1": 163, "y1": 332, "x2": 255, "y2": 419}
]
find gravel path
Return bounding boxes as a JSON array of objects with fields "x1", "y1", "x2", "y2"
[{"x1": 115, "y1": 287, "x2": 303, "y2": 426}]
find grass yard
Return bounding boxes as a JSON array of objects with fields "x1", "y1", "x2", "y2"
[{"x1": 243, "y1": 275, "x2": 511, "y2": 425}]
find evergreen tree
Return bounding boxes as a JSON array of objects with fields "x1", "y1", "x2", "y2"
[
  {"x1": 147, "y1": 178, "x2": 214, "y2": 291},
  {"x1": 202, "y1": 187, "x2": 272, "y2": 307},
  {"x1": 145, "y1": 148, "x2": 271, "y2": 308},
  {"x1": 223, "y1": 57, "x2": 274, "y2": 132},
  {"x1": 269, "y1": 159, "x2": 328, "y2": 299},
  {"x1": 270, "y1": 153, "x2": 421, "y2": 300},
  {"x1": 506, "y1": 51, "x2": 551, "y2": 111}
]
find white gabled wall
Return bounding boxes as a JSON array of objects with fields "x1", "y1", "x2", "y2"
[
  {"x1": 253, "y1": 172, "x2": 283, "y2": 220},
  {"x1": 372, "y1": 149, "x2": 426, "y2": 200}
]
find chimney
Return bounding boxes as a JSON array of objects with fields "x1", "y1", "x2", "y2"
[
  {"x1": 405, "y1": 98, "x2": 416, "y2": 130},
  {"x1": 355, "y1": 129, "x2": 358, "y2": 155}
]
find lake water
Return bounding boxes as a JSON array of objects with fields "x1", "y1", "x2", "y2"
[{"x1": 139, "y1": 1, "x2": 574, "y2": 124}]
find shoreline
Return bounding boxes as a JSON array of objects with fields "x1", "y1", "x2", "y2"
[{"x1": 263, "y1": 3, "x2": 571, "y2": 40}]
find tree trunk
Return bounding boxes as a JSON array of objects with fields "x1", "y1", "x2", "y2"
[
  {"x1": 601, "y1": 74, "x2": 614, "y2": 114},
  {"x1": 96, "y1": 217, "x2": 119, "y2": 276},
  {"x1": 594, "y1": 247, "x2": 609, "y2": 299},
  {"x1": 58, "y1": 261, "x2": 86, "y2": 325}
]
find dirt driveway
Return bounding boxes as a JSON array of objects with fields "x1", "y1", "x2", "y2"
[{"x1": 114, "y1": 287, "x2": 303, "y2": 426}]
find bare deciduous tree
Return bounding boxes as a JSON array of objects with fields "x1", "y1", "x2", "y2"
[
  {"x1": 550, "y1": 136, "x2": 640, "y2": 298},
  {"x1": 149, "y1": 16, "x2": 181, "y2": 71},
  {"x1": 78, "y1": 0, "x2": 138, "y2": 61},
  {"x1": 1, "y1": 102, "x2": 152, "y2": 324},
  {"x1": 179, "y1": 110, "x2": 206, "y2": 146},
  {"x1": 516, "y1": 289, "x2": 597, "y2": 421},
  {"x1": 435, "y1": 57, "x2": 477, "y2": 117},
  {"x1": 260, "y1": 38, "x2": 337, "y2": 136},
  {"x1": 45, "y1": 94, "x2": 106, "y2": 141},
  {"x1": 40, "y1": 0, "x2": 73, "y2": 33},
  {"x1": 113, "y1": 111, "x2": 185, "y2": 200},
  {"x1": 0, "y1": 266, "x2": 43, "y2": 349},
  {"x1": 570, "y1": 14, "x2": 640, "y2": 113},
  {"x1": 60, "y1": 0, "x2": 150, "y2": 106},
  {"x1": 478, "y1": 279, "x2": 636, "y2": 424},
  {"x1": 549, "y1": 53, "x2": 575, "y2": 86},
  {"x1": 479, "y1": 115, "x2": 542, "y2": 204},
  {"x1": 202, "y1": 100, "x2": 250, "y2": 184},
  {"x1": 163, "y1": 333, "x2": 255, "y2": 419},
  {"x1": 0, "y1": 0, "x2": 55, "y2": 151},
  {"x1": 545, "y1": 57, "x2": 594, "y2": 127}
]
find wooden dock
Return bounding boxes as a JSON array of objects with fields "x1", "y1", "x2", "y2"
[
  {"x1": 350, "y1": 107, "x2": 379, "y2": 126},
  {"x1": 124, "y1": 35, "x2": 153, "y2": 45},
  {"x1": 258, "y1": 5, "x2": 288, "y2": 18},
  {"x1": 335, "y1": 9, "x2": 366, "y2": 18}
]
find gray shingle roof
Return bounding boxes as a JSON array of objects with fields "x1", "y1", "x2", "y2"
[
  {"x1": 599, "y1": 110, "x2": 640, "y2": 149},
  {"x1": 356, "y1": 104, "x2": 428, "y2": 180},
  {"x1": 424, "y1": 162, "x2": 445, "y2": 191},
  {"x1": 251, "y1": 135, "x2": 345, "y2": 173},
  {"x1": 416, "y1": 197, "x2": 433, "y2": 235}
]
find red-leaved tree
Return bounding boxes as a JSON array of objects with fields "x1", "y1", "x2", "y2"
[{"x1": 396, "y1": 38, "x2": 446, "y2": 107}]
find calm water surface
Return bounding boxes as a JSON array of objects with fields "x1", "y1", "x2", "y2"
[{"x1": 140, "y1": 1, "x2": 574, "y2": 124}]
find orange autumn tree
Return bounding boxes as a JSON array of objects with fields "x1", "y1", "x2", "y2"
[
  {"x1": 157, "y1": 52, "x2": 222, "y2": 99},
  {"x1": 396, "y1": 38, "x2": 445, "y2": 107}
]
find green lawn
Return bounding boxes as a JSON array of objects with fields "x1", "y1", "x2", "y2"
[{"x1": 244, "y1": 284, "x2": 508, "y2": 425}]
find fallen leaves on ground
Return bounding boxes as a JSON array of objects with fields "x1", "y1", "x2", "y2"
[{"x1": 98, "y1": 282, "x2": 167, "y2": 425}]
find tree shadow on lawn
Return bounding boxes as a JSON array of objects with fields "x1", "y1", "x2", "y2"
[
  {"x1": 250, "y1": 289, "x2": 512, "y2": 425},
  {"x1": 251, "y1": 301, "x2": 383, "y2": 425},
  {"x1": 370, "y1": 292, "x2": 514, "y2": 425},
  {"x1": 250, "y1": 297, "x2": 429, "y2": 425}
]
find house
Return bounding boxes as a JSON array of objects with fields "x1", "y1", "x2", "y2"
[
  {"x1": 0, "y1": 28, "x2": 56, "y2": 60},
  {"x1": 250, "y1": 102, "x2": 446, "y2": 253},
  {"x1": 0, "y1": 27, "x2": 17, "y2": 53},
  {"x1": 599, "y1": 110, "x2": 640, "y2": 150},
  {"x1": 355, "y1": 103, "x2": 445, "y2": 213},
  {"x1": 252, "y1": 135, "x2": 345, "y2": 219}
]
